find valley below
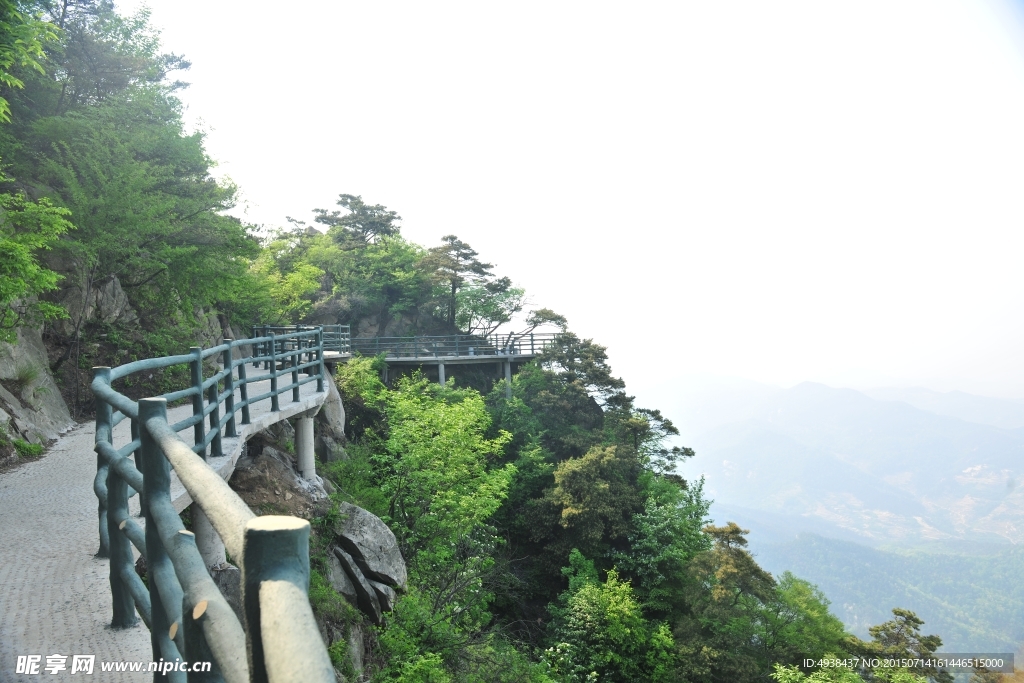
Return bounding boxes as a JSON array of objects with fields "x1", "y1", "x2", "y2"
[{"x1": 674, "y1": 379, "x2": 1024, "y2": 651}]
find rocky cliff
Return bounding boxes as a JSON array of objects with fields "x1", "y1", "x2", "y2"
[{"x1": 0, "y1": 325, "x2": 74, "y2": 455}]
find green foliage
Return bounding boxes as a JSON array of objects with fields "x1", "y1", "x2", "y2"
[
  {"x1": 768, "y1": 573, "x2": 850, "y2": 664},
  {"x1": 13, "y1": 438, "x2": 42, "y2": 456},
  {"x1": 547, "y1": 445, "x2": 643, "y2": 557},
  {"x1": 0, "y1": 1, "x2": 262, "y2": 345},
  {"x1": 0, "y1": 178, "x2": 72, "y2": 339},
  {"x1": 375, "y1": 373, "x2": 514, "y2": 556},
  {"x1": 770, "y1": 661, "x2": 865, "y2": 682},
  {"x1": 612, "y1": 480, "x2": 713, "y2": 618},
  {"x1": 544, "y1": 552, "x2": 677, "y2": 682},
  {"x1": 0, "y1": 0, "x2": 56, "y2": 122}
]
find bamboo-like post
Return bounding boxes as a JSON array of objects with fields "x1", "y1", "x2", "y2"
[
  {"x1": 138, "y1": 399, "x2": 186, "y2": 676},
  {"x1": 290, "y1": 335, "x2": 300, "y2": 404},
  {"x1": 207, "y1": 382, "x2": 222, "y2": 459},
  {"x1": 316, "y1": 329, "x2": 325, "y2": 393},
  {"x1": 94, "y1": 366, "x2": 112, "y2": 558},
  {"x1": 238, "y1": 360, "x2": 251, "y2": 426},
  {"x1": 97, "y1": 366, "x2": 136, "y2": 627},
  {"x1": 222, "y1": 340, "x2": 237, "y2": 438},
  {"x1": 242, "y1": 516, "x2": 332, "y2": 683},
  {"x1": 190, "y1": 347, "x2": 206, "y2": 457},
  {"x1": 269, "y1": 333, "x2": 279, "y2": 412}
]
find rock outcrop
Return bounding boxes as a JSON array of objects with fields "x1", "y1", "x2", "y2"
[
  {"x1": 229, "y1": 444, "x2": 330, "y2": 518},
  {"x1": 332, "y1": 502, "x2": 407, "y2": 588},
  {"x1": 327, "y1": 502, "x2": 407, "y2": 625},
  {"x1": 0, "y1": 326, "x2": 74, "y2": 444},
  {"x1": 47, "y1": 271, "x2": 139, "y2": 337}
]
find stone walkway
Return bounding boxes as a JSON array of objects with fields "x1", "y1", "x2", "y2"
[{"x1": 0, "y1": 374, "x2": 327, "y2": 682}]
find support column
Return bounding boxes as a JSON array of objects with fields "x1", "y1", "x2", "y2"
[
  {"x1": 438, "y1": 362, "x2": 445, "y2": 387},
  {"x1": 194, "y1": 508, "x2": 226, "y2": 568},
  {"x1": 504, "y1": 360, "x2": 512, "y2": 399},
  {"x1": 296, "y1": 413, "x2": 316, "y2": 481}
]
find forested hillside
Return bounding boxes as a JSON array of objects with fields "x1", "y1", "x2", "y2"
[{"x1": 0, "y1": 2, "x2": 991, "y2": 681}]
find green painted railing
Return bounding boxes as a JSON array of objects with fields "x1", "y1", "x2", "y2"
[
  {"x1": 348, "y1": 331, "x2": 560, "y2": 359},
  {"x1": 92, "y1": 330, "x2": 333, "y2": 683},
  {"x1": 252, "y1": 324, "x2": 350, "y2": 358},
  {"x1": 252, "y1": 325, "x2": 561, "y2": 361}
]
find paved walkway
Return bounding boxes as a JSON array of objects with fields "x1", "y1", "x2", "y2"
[{"x1": 0, "y1": 372, "x2": 327, "y2": 682}]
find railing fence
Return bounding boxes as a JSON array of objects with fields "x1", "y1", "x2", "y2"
[{"x1": 92, "y1": 329, "x2": 332, "y2": 682}]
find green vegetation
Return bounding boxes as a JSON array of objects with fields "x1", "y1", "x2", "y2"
[
  {"x1": 13, "y1": 438, "x2": 42, "y2": 456},
  {"x1": 322, "y1": 352, "x2": 955, "y2": 681},
  {"x1": 0, "y1": 2, "x2": 975, "y2": 681}
]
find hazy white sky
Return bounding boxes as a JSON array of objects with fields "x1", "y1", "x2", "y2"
[{"x1": 121, "y1": 0, "x2": 1024, "y2": 404}]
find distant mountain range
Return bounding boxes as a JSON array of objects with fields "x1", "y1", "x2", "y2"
[
  {"x1": 677, "y1": 381, "x2": 1024, "y2": 545},
  {"x1": 670, "y1": 379, "x2": 1024, "y2": 651}
]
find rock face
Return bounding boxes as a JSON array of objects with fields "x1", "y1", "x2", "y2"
[
  {"x1": 47, "y1": 272, "x2": 139, "y2": 337},
  {"x1": 327, "y1": 550, "x2": 358, "y2": 603},
  {"x1": 210, "y1": 563, "x2": 243, "y2": 623},
  {"x1": 315, "y1": 434, "x2": 348, "y2": 463},
  {"x1": 229, "y1": 444, "x2": 330, "y2": 518},
  {"x1": 332, "y1": 502, "x2": 407, "y2": 589},
  {"x1": 0, "y1": 326, "x2": 74, "y2": 443},
  {"x1": 333, "y1": 546, "x2": 382, "y2": 624},
  {"x1": 326, "y1": 502, "x2": 407, "y2": 625},
  {"x1": 319, "y1": 380, "x2": 346, "y2": 437}
]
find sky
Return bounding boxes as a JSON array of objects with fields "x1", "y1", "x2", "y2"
[{"x1": 119, "y1": 0, "x2": 1024, "y2": 408}]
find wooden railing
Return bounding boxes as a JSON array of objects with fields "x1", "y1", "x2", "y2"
[{"x1": 91, "y1": 330, "x2": 333, "y2": 682}]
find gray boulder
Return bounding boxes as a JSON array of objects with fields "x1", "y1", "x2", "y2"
[
  {"x1": 333, "y1": 502, "x2": 407, "y2": 589},
  {"x1": 210, "y1": 562, "x2": 243, "y2": 623},
  {"x1": 315, "y1": 434, "x2": 348, "y2": 463},
  {"x1": 368, "y1": 579, "x2": 397, "y2": 612},
  {"x1": 333, "y1": 546, "x2": 381, "y2": 624},
  {"x1": 326, "y1": 550, "x2": 358, "y2": 603},
  {"x1": 0, "y1": 326, "x2": 74, "y2": 443},
  {"x1": 318, "y1": 380, "x2": 346, "y2": 439}
]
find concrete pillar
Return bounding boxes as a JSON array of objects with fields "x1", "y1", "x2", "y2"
[
  {"x1": 296, "y1": 413, "x2": 316, "y2": 481},
  {"x1": 504, "y1": 361, "x2": 512, "y2": 399},
  {"x1": 193, "y1": 507, "x2": 226, "y2": 568},
  {"x1": 438, "y1": 362, "x2": 445, "y2": 386}
]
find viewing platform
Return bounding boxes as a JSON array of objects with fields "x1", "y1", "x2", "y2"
[{"x1": 254, "y1": 326, "x2": 558, "y2": 393}]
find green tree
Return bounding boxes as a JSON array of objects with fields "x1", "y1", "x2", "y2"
[
  {"x1": 544, "y1": 550, "x2": 676, "y2": 682},
  {"x1": 0, "y1": 0, "x2": 56, "y2": 122},
  {"x1": 423, "y1": 235, "x2": 496, "y2": 329},
  {"x1": 0, "y1": 178, "x2": 72, "y2": 339},
  {"x1": 313, "y1": 193, "x2": 401, "y2": 244},
  {"x1": 612, "y1": 479, "x2": 712, "y2": 619},
  {"x1": 674, "y1": 522, "x2": 779, "y2": 682},
  {"x1": 849, "y1": 609, "x2": 952, "y2": 683}
]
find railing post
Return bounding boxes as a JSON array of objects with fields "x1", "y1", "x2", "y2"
[
  {"x1": 190, "y1": 347, "x2": 206, "y2": 457},
  {"x1": 138, "y1": 398, "x2": 185, "y2": 677},
  {"x1": 242, "y1": 516, "x2": 332, "y2": 683},
  {"x1": 94, "y1": 366, "x2": 112, "y2": 558},
  {"x1": 316, "y1": 328, "x2": 325, "y2": 393},
  {"x1": 207, "y1": 383, "x2": 222, "y2": 459},
  {"x1": 238, "y1": 358, "x2": 251, "y2": 426},
  {"x1": 531, "y1": 333, "x2": 535, "y2": 355},
  {"x1": 181, "y1": 577, "x2": 220, "y2": 683},
  {"x1": 290, "y1": 334, "x2": 300, "y2": 403},
  {"x1": 269, "y1": 333, "x2": 279, "y2": 412},
  {"x1": 222, "y1": 340, "x2": 237, "y2": 438}
]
